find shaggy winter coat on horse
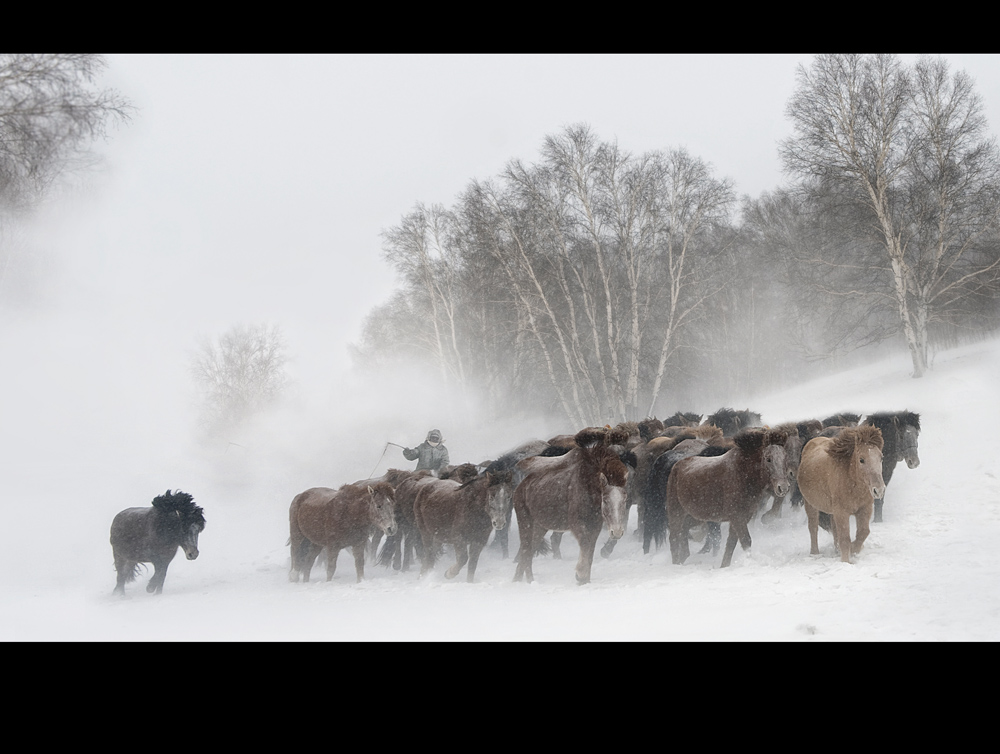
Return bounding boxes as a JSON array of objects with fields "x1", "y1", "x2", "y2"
[{"x1": 796, "y1": 425, "x2": 886, "y2": 563}]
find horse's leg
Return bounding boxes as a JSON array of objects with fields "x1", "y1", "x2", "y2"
[
  {"x1": 113, "y1": 556, "x2": 130, "y2": 595},
  {"x1": 832, "y1": 511, "x2": 853, "y2": 563},
  {"x1": 352, "y1": 544, "x2": 366, "y2": 582},
  {"x1": 550, "y1": 531, "x2": 563, "y2": 559},
  {"x1": 446, "y1": 543, "x2": 469, "y2": 579},
  {"x1": 325, "y1": 546, "x2": 340, "y2": 581},
  {"x1": 698, "y1": 522, "x2": 721, "y2": 555},
  {"x1": 599, "y1": 534, "x2": 618, "y2": 559},
  {"x1": 721, "y1": 519, "x2": 753, "y2": 568},
  {"x1": 805, "y1": 504, "x2": 821, "y2": 555},
  {"x1": 720, "y1": 524, "x2": 740, "y2": 568},
  {"x1": 852, "y1": 504, "x2": 872, "y2": 557},
  {"x1": 575, "y1": 526, "x2": 600, "y2": 585},
  {"x1": 761, "y1": 494, "x2": 784, "y2": 524},
  {"x1": 466, "y1": 542, "x2": 484, "y2": 583},
  {"x1": 419, "y1": 533, "x2": 438, "y2": 578},
  {"x1": 369, "y1": 530, "x2": 383, "y2": 561},
  {"x1": 666, "y1": 495, "x2": 692, "y2": 564},
  {"x1": 146, "y1": 558, "x2": 169, "y2": 594},
  {"x1": 513, "y1": 504, "x2": 535, "y2": 583},
  {"x1": 873, "y1": 497, "x2": 884, "y2": 524}
]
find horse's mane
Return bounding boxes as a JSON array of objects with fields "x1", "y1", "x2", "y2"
[
  {"x1": 731, "y1": 427, "x2": 787, "y2": 454},
  {"x1": 827, "y1": 425, "x2": 884, "y2": 461},
  {"x1": 151, "y1": 489, "x2": 205, "y2": 525},
  {"x1": 822, "y1": 412, "x2": 861, "y2": 428},
  {"x1": 574, "y1": 426, "x2": 617, "y2": 448},
  {"x1": 439, "y1": 463, "x2": 479, "y2": 483},
  {"x1": 865, "y1": 410, "x2": 921, "y2": 433},
  {"x1": 638, "y1": 418, "x2": 665, "y2": 442},
  {"x1": 774, "y1": 419, "x2": 824, "y2": 441},
  {"x1": 368, "y1": 481, "x2": 394, "y2": 498},
  {"x1": 381, "y1": 468, "x2": 413, "y2": 487}
]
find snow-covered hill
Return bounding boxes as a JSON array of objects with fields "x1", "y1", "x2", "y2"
[{"x1": 2, "y1": 337, "x2": 998, "y2": 641}]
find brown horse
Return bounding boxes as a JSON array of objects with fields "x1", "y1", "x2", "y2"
[
  {"x1": 375, "y1": 465, "x2": 481, "y2": 571},
  {"x1": 760, "y1": 419, "x2": 825, "y2": 523},
  {"x1": 412, "y1": 469, "x2": 513, "y2": 581},
  {"x1": 796, "y1": 425, "x2": 886, "y2": 563},
  {"x1": 666, "y1": 427, "x2": 789, "y2": 568},
  {"x1": 288, "y1": 481, "x2": 397, "y2": 583},
  {"x1": 513, "y1": 426, "x2": 630, "y2": 585}
]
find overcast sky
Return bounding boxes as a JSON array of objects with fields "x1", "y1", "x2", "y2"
[{"x1": 10, "y1": 54, "x2": 1000, "y2": 393}]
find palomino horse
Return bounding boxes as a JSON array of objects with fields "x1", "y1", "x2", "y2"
[
  {"x1": 412, "y1": 469, "x2": 513, "y2": 581},
  {"x1": 288, "y1": 481, "x2": 396, "y2": 583},
  {"x1": 513, "y1": 426, "x2": 630, "y2": 585},
  {"x1": 862, "y1": 411, "x2": 920, "y2": 523},
  {"x1": 666, "y1": 427, "x2": 789, "y2": 568},
  {"x1": 110, "y1": 489, "x2": 206, "y2": 595},
  {"x1": 796, "y1": 425, "x2": 886, "y2": 563}
]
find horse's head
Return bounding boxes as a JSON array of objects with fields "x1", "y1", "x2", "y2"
[
  {"x1": 152, "y1": 490, "x2": 205, "y2": 560},
  {"x1": 761, "y1": 430, "x2": 790, "y2": 499},
  {"x1": 599, "y1": 456, "x2": 629, "y2": 540},
  {"x1": 367, "y1": 483, "x2": 397, "y2": 536},
  {"x1": 781, "y1": 421, "x2": 824, "y2": 484},
  {"x1": 484, "y1": 470, "x2": 514, "y2": 530},
  {"x1": 853, "y1": 426, "x2": 888, "y2": 499},
  {"x1": 898, "y1": 422, "x2": 921, "y2": 469},
  {"x1": 180, "y1": 516, "x2": 205, "y2": 560}
]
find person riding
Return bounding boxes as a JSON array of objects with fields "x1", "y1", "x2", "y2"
[{"x1": 403, "y1": 429, "x2": 450, "y2": 475}]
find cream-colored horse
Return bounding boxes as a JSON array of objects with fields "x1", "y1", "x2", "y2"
[{"x1": 797, "y1": 425, "x2": 886, "y2": 563}]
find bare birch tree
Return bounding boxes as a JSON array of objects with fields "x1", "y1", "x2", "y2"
[
  {"x1": 191, "y1": 323, "x2": 288, "y2": 435},
  {"x1": 781, "y1": 54, "x2": 1000, "y2": 376}
]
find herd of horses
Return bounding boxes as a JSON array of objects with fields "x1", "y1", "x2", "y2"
[{"x1": 108, "y1": 407, "x2": 921, "y2": 594}]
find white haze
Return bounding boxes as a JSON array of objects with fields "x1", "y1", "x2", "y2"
[{"x1": 2, "y1": 55, "x2": 1000, "y2": 640}]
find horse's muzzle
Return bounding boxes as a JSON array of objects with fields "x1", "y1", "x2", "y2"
[
  {"x1": 384, "y1": 525, "x2": 398, "y2": 537},
  {"x1": 185, "y1": 549, "x2": 199, "y2": 560},
  {"x1": 609, "y1": 528, "x2": 624, "y2": 540}
]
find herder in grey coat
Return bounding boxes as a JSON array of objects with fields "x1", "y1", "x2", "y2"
[{"x1": 403, "y1": 429, "x2": 450, "y2": 475}]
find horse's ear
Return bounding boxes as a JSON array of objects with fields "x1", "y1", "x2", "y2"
[{"x1": 368, "y1": 485, "x2": 375, "y2": 495}]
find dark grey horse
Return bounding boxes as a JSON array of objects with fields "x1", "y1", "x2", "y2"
[{"x1": 110, "y1": 490, "x2": 205, "y2": 595}]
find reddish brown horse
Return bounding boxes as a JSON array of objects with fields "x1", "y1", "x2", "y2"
[
  {"x1": 513, "y1": 426, "x2": 630, "y2": 585},
  {"x1": 412, "y1": 469, "x2": 513, "y2": 581},
  {"x1": 288, "y1": 481, "x2": 397, "y2": 583},
  {"x1": 666, "y1": 427, "x2": 789, "y2": 567},
  {"x1": 797, "y1": 425, "x2": 886, "y2": 563},
  {"x1": 376, "y1": 465, "x2": 480, "y2": 572}
]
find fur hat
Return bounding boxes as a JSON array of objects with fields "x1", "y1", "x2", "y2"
[{"x1": 427, "y1": 429, "x2": 442, "y2": 442}]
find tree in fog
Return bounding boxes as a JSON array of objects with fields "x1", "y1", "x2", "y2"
[
  {"x1": 0, "y1": 54, "x2": 133, "y2": 290},
  {"x1": 380, "y1": 202, "x2": 467, "y2": 389},
  {"x1": 361, "y1": 124, "x2": 737, "y2": 425},
  {"x1": 191, "y1": 323, "x2": 288, "y2": 435},
  {"x1": 781, "y1": 54, "x2": 1000, "y2": 376}
]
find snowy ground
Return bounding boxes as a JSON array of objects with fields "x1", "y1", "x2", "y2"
[{"x1": 2, "y1": 336, "x2": 999, "y2": 641}]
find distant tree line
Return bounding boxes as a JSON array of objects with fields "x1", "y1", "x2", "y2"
[{"x1": 356, "y1": 54, "x2": 1000, "y2": 425}]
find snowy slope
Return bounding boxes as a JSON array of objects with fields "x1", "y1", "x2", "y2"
[{"x1": 2, "y1": 337, "x2": 999, "y2": 641}]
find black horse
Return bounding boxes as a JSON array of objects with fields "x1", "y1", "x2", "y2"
[
  {"x1": 110, "y1": 489, "x2": 206, "y2": 595},
  {"x1": 861, "y1": 411, "x2": 921, "y2": 522}
]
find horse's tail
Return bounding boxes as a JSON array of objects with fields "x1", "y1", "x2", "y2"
[
  {"x1": 641, "y1": 455, "x2": 671, "y2": 550},
  {"x1": 534, "y1": 537, "x2": 551, "y2": 557}
]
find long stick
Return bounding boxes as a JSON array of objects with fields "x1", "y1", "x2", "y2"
[
  {"x1": 367, "y1": 442, "x2": 390, "y2": 480},
  {"x1": 368, "y1": 442, "x2": 408, "y2": 479}
]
